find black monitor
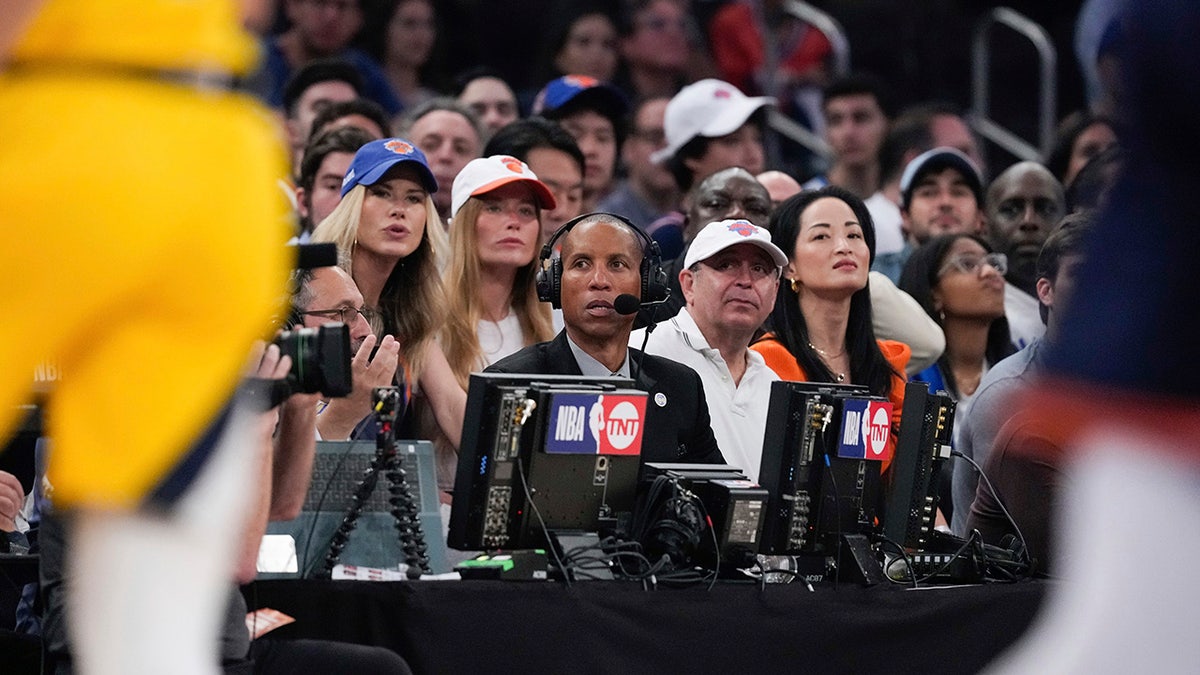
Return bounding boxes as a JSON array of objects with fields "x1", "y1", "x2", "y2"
[
  {"x1": 448, "y1": 373, "x2": 648, "y2": 551},
  {"x1": 757, "y1": 381, "x2": 894, "y2": 556},
  {"x1": 880, "y1": 381, "x2": 956, "y2": 550}
]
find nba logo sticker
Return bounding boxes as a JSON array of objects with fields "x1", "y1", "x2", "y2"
[
  {"x1": 837, "y1": 399, "x2": 893, "y2": 461},
  {"x1": 545, "y1": 393, "x2": 647, "y2": 456}
]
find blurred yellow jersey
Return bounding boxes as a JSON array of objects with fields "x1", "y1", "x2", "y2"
[
  {"x1": 12, "y1": 0, "x2": 258, "y2": 73},
  {"x1": 0, "y1": 0, "x2": 291, "y2": 511}
]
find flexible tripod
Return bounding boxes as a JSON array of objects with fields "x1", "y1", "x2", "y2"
[{"x1": 319, "y1": 387, "x2": 431, "y2": 578}]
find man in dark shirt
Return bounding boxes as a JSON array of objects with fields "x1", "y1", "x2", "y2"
[{"x1": 488, "y1": 213, "x2": 724, "y2": 465}]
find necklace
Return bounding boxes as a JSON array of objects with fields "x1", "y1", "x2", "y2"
[{"x1": 808, "y1": 342, "x2": 847, "y2": 383}]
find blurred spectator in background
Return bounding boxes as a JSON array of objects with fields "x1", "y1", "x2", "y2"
[
  {"x1": 534, "y1": 75, "x2": 629, "y2": 211},
  {"x1": 599, "y1": 97, "x2": 681, "y2": 230},
  {"x1": 455, "y1": 67, "x2": 521, "y2": 140},
  {"x1": 282, "y1": 59, "x2": 364, "y2": 171},
  {"x1": 398, "y1": 99, "x2": 484, "y2": 223},
  {"x1": 485, "y1": 118, "x2": 587, "y2": 242},
  {"x1": 549, "y1": 9, "x2": 621, "y2": 83},
  {"x1": 255, "y1": 0, "x2": 401, "y2": 116},
  {"x1": 367, "y1": 0, "x2": 439, "y2": 113},
  {"x1": 618, "y1": 0, "x2": 693, "y2": 100},
  {"x1": 1045, "y1": 110, "x2": 1118, "y2": 187}
]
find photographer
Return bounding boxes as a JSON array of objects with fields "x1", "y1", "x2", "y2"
[
  {"x1": 290, "y1": 266, "x2": 401, "y2": 441},
  {"x1": 40, "y1": 343, "x2": 410, "y2": 673}
]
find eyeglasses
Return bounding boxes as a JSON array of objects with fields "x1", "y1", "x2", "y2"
[
  {"x1": 301, "y1": 306, "x2": 377, "y2": 325},
  {"x1": 939, "y1": 252, "x2": 1008, "y2": 277}
]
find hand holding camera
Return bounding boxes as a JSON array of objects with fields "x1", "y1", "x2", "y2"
[{"x1": 316, "y1": 333, "x2": 401, "y2": 441}]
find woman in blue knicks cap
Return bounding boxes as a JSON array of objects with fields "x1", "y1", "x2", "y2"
[{"x1": 313, "y1": 137, "x2": 449, "y2": 382}]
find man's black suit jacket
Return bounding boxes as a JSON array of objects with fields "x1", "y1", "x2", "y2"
[{"x1": 485, "y1": 331, "x2": 725, "y2": 466}]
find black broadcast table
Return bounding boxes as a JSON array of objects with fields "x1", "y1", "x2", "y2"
[{"x1": 243, "y1": 577, "x2": 1046, "y2": 673}]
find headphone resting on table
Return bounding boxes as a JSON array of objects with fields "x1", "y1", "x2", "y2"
[{"x1": 535, "y1": 212, "x2": 669, "y2": 309}]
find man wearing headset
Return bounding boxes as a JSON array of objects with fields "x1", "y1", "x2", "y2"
[{"x1": 487, "y1": 213, "x2": 725, "y2": 466}]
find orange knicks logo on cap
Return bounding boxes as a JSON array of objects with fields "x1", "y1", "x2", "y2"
[
  {"x1": 385, "y1": 140, "x2": 414, "y2": 155},
  {"x1": 501, "y1": 156, "x2": 525, "y2": 174},
  {"x1": 564, "y1": 75, "x2": 598, "y2": 88},
  {"x1": 727, "y1": 220, "x2": 756, "y2": 236}
]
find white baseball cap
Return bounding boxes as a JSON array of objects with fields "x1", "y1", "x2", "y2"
[
  {"x1": 651, "y1": 79, "x2": 774, "y2": 165},
  {"x1": 450, "y1": 155, "x2": 557, "y2": 220},
  {"x1": 684, "y1": 218, "x2": 788, "y2": 270}
]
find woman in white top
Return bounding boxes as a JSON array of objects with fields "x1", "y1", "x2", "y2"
[{"x1": 440, "y1": 155, "x2": 558, "y2": 387}]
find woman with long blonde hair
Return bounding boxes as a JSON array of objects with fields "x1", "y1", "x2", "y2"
[
  {"x1": 440, "y1": 155, "x2": 557, "y2": 388},
  {"x1": 417, "y1": 155, "x2": 556, "y2": 493},
  {"x1": 311, "y1": 137, "x2": 448, "y2": 380}
]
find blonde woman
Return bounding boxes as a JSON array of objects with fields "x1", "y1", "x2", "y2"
[
  {"x1": 418, "y1": 155, "x2": 557, "y2": 492},
  {"x1": 312, "y1": 137, "x2": 448, "y2": 381},
  {"x1": 442, "y1": 155, "x2": 557, "y2": 386},
  {"x1": 311, "y1": 139, "x2": 465, "y2": 453}
]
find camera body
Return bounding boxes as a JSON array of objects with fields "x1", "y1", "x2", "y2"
[{"x1": 272, "y1": 323, "x2": 353, "y2": 397}]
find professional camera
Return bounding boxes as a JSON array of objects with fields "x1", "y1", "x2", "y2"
[{"x1": 272, "y1": 323, "x2": 353, "y2": 397}]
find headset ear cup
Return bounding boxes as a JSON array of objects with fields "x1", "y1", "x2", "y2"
[
  {"x1": 550, "y1": 256, "x2": 563, "y2": 308},
  {"x1": 641, "y1": 257, "x2": 668, "y2": 303},
  {"x1": 536, "y1": 266, "x2": 551, "y2": 304}
]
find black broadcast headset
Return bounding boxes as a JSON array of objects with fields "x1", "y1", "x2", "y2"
[{"x1": 535, "y1": 212, "x2": 669, "y2": 309}]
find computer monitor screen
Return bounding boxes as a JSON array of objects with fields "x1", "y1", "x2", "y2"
[
  {"x1": 448, "y1": 373, "x2": 647, "y2": 551},
  {"x1": 757, "y1": 380, "x2": 893, "y2": 555},
  {"x1": 880, "y1": 381, "x2": 956, "y2": 550}
]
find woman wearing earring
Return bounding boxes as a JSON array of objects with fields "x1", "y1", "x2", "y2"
[
  {"x1": 311, "y1": 138, "x2": 466, "y2": 453},
  {"x1": 312, "y1": 137, "x2": 448, "y2": 377},
  {"x1": 751, "y1": 186, "x2": 909, "y2": 452}
]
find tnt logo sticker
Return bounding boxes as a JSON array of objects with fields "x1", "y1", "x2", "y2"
[
  {"x1": 544, "y1": 393, "x2": 647, "y2": 456},
  {"x1": 837, "y1": 399, "x2": 893, "y2": 461},
  {"x1": 384, "y1": 139, "x2": 414, "y2": 155}
]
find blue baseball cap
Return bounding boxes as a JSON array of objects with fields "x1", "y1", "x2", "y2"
[
  {"x1": 340, "y1": 138, "x2": 438, "y2": 197},
  {"x1": 532, "y1": 74, "x2": 629, "y2": 122}
]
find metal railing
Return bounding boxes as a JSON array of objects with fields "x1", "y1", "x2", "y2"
[
  {"x1": 970, "y1": 7, "x2": 1058, "y2": 163},
  {"x1": 756, "y1": 1, "x2": 851, "y2": 163}
]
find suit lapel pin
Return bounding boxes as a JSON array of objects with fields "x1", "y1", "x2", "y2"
[{"x1": 654, "y1": 392, "x2": 667, "y2": 407}]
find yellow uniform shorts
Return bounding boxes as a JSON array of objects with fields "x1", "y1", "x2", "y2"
[{"x1": 0, "y1": 69, "x2": 291, "y2": 510}]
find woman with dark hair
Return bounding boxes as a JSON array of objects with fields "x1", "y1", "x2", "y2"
[
  {"x1": 898, "y1": 233, "x2": 1015, "y2": 403},
  {"x1": 899, "y1": 233, "x2": 1013, "y2": 526},
  {"x1": 1045, "y1": 110, "x2": 1118, "y2": 187},
  {"x1": 550, "y1": 10, "x2": 621, "y2": 83},
  {"x1": 751, "y1": 186, "x2": 910, "y2": 452},
  {"x1": 361, "y1": 0, "x2": 439, "y2": 112}
]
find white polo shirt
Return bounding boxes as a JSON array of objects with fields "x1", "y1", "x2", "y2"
[{"x1": 631, "y1": 308, "x2": 779, "y2": 481}]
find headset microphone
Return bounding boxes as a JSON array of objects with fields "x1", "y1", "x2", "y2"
[{"x1": 613, "y1": 294, "x2": 641, "y2": 315}]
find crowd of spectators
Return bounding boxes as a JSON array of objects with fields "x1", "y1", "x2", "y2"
[{"x1": 1, "y1": 0, "x2": 1143, "y2": 672}]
